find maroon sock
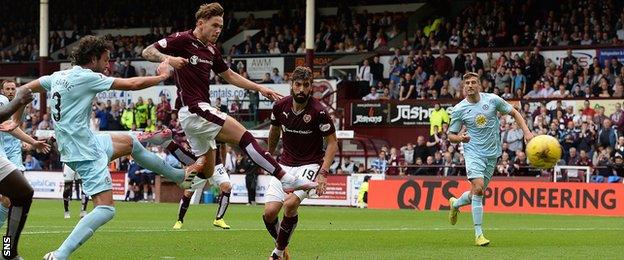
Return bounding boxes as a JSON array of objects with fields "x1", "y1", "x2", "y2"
[
  {"x1": 276, "y1": 215, "x2": 298, "y2": 250},
  {"x1": 238, "y1": 131, "x2": 284, "y2": 178},
  {"x1": 166, "y1": 141, "x2": 197, "y2": 166},
  {"x1": 263, "y1": 215, "x2": 279, "y2": 240}
]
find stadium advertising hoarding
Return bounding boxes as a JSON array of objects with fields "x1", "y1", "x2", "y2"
[
  {"x1": 368, "y1": 180, "x2": 624, "y2": 216},
  {"x1": 229, "y1": 175, "x2": 352, "y2": 206},
  {"x1": 24, "y1": 171, "x2": 64, "y2": 199},
  {"x1": 111, "y1": 171, "x2": 128, "y2": 201},
  {"x1": 350, "y1": 102, "x2": 453, "y2": 126},
  {"x1": 232, "y1": 57, "x2": 284, "y2": 80},
  {"x1": 597, "y1": 48, "x2": 624, "y2": 65},
  {"x1": 350, "y1": 103, "x2": 387, "y2": 126}
]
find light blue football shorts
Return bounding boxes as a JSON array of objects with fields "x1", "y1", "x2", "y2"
[
  {"x1": 465, "y1": 155, "x2": 498, "y2": 188},
  {"x1": 65, "y1": 134, "x2": 114, "y2": 196}
]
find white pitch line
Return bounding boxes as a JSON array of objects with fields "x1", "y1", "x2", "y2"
[{"x1": 21, "y1": 227, "x2": 624, "y2": 235}]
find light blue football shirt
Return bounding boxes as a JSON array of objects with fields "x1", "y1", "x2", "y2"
[
  {"x1": 448, "y1": 93, "x2": 512, "y2": 158},
  {"x1": 0, "y1": 95, "x2": 10, "y2": 158},
  {"x1": 39, "y1": 66, "x2": 114, "y2": 162}
]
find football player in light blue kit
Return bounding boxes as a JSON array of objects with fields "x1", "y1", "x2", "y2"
[
  {"x1": 15, "y1": 36, "x2": 194, "y2": 260},
  {"x1": 447, "y1": 72, "x2": 533, "y2": 246},
  {"x1": 1, "y1": 80, "x2": 26, "y2": 173}
]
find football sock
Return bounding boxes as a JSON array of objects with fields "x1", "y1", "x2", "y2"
[
  {"x1": 276, "y1": 215, "x2": 298, "y2": 250},
  {"x1": 81, "y1": 192, "x2": 89, "y2": 212},
  {"x1": 238, "y1": 131, "x2": 285, "y2": 179},
  {"x1": 178, "y1": 195, "x2": 191, "y2": 222},
  {"x1": 453, "y1": 191, "x2": 472, "y2": 208},
  {"x1": 131, "y1": 135, "x2": 184, "y2": 183},
  {"x1": 0, "y1": 204, "x2": 8, "y2": 227},
  {"x1": 166, "y1": 141, "x2": 196, "y2": 167},
  {"x1": 55, "y1": 205, "x2": 115, "y2": 258},
  {"x1": 1, "y1": 170, "x2": 33, "y2": 257},
  {"x1": 471, "y1": 195, "x2": 484, "y2": 237},
  {"x1": 63, "y1": 182, "x2": 72, "y2": 212},
  {"x1": 263, "y1": 215, "x2": 279, "y2": 240},
  {"x1": 215, "y1": 192, "x2": 230, "y2": 220}
]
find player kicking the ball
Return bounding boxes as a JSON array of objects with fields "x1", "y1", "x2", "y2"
[
  {"x1": 447, "y1": 72, "x2": 533, "y2": 246},
  {"x1": 15, "y1": 36, "x2": 196, "y2": 259},
  {"x1": 142, "y1": 3, "x2": 316, "y2": 193},
  {"x1": 138, "y1": 130, "x2": 232, "y2": 229},
  {"x1": 262, "y1": 67, "x2": 338, "y2": 260}
]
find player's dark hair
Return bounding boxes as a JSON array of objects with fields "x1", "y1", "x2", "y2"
[
  {"x1": 196, "y1": 3, "x2": 224, "y2": 21},
  {"x1": 291, "y1": 66, "x2": 313, "y2": 82},
  {"x1": 70, "y1": 36, "x2": 110, "y2": 66}
]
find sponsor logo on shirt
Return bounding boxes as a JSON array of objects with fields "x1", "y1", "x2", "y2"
[
  {"x1": 282, "y1": 125, "x2": 312, "y2": 135},
  {"x1": 320, "y1": 123, "x2": 331, "y2": 132},
  {"x1": 189, "y1": 55, "x2": 213, "y2": 66}
]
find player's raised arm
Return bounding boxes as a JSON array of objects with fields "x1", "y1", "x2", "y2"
[
  {"x1": 219, "y1": 69, "x2": 284, "y2": 101},
  {"x1": 110, "y1": 59, "x2": 171, "y2": 91},
  {"x1": 142, "y1": 44, "x2": 188, "y2": 69},
  {"x1": 0, "y1": 88, "x2": 33, "y2": 122}
]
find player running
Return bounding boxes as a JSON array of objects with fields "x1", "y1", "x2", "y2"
[
  {"x1": 62, "y1": 164, "x2": 89, "y2": 219},
  {"x1": 142, "y1": 2, "x2": 316, "y2": 193},
  {"x1": 139, "y1": 129, "x2": 233, "y2": 229},
  {"x1": 13, "y1": 35, "x2": 194, "y2": 259},
  {"x1": 447, "y1": 72, "x2": 533, "y2": 246},
  {"x1": 262, "y1": 67, "x2": 338, "y2": 260}
]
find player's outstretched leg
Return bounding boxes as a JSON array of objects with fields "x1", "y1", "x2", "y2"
[
  {"x1": 174, "y1": 191, "x2": 192, "y2": 230},
  {"x1": 46, "y1": 190, "x2": 115, "y2": 260},
  {"x1": 0, "y1": 169, "x2": 34, "y2": 258},
  {"x1": 108, "y1": 134, "x2": 194, "y2": 189},
  {"x1": 63, "y1": 181, "x2": 73, "y2": 219},
  {"x1": 213, "y1": 182, "x2": 231, "y2": 229},
  {"x1": 448, "y1": 190, "x2": 471, "y2": 225},
  {"x1": 470, "y1": 178, "x2": 489, "y2": 246},
  {"x1": 215, "y1": 118, "x2": 317, "y2": 192}
]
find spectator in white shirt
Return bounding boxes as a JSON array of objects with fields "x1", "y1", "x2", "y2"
[
  {"x1": 357, "y1": 59, "x2": 372, "y2": 85},
  {"x1": 362, "y1": 87, "x2": 380, "y2": 101}
]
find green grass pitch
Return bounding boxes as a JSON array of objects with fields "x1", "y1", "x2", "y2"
[{"x1": 18, "y1": 199, "x2": 624, "y2": 259}]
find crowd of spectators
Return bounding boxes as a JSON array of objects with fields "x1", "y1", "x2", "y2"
[{"x1": 360, "y1": 47, "x2": 624, "y2": 102}]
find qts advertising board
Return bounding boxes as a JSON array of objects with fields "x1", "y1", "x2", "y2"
[{"x1": 368, "y1": 180, "x2": 624, "y2": 216}]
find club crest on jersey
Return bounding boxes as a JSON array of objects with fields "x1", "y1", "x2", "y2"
[
  {"x1": 157, "y1": 39, "x2": 167, "y2": 48},
  {"x1": 303, "y1": 114, "x2": 311, "y2": 123},
  {"x1": 190, "y1": 55, "x2": 199, "y2": 65},
  {"x1": 482, "y1": 104, "x2": 489, "y2": 110},
  {"x1": 475, "y1": 113, "x2": 488, "y2": 128}
]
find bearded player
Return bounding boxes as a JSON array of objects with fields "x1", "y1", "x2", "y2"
[
  {"x1": 262, "y1": 67, "x2": 338, "y2": 259},
  {"x1": 447, "y1": 72, "x2": 533, "y2": 246}
]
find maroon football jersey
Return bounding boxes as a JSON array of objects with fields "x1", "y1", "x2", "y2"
[
  {"x1": 271, "y1": 96, "x2": 336, "y2": 166},
  {"x1": 154, "y1": 30, "x2": 228, "y2": 109}
]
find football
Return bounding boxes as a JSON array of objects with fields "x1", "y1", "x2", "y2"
[{"x1": 526, "y1": 135, "x2": 563, "y2": 169}]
